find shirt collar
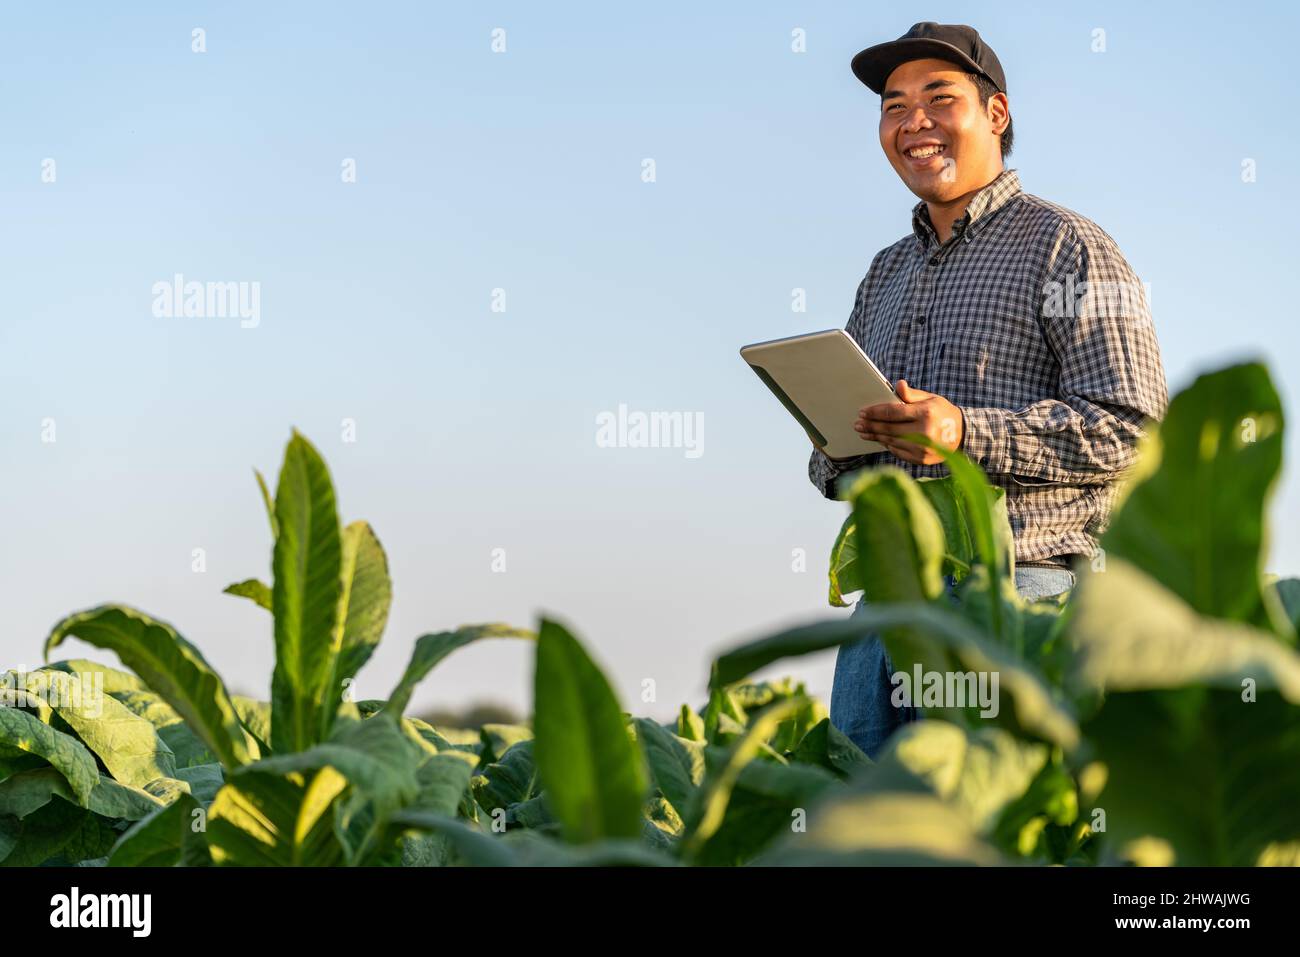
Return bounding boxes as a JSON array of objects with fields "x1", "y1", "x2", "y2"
[{"x1": 911, "y1": 168, "x2": 1022, "y2": 249}]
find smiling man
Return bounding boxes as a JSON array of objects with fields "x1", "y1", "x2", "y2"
[{"x1": 809, "y1": 22, "x2": 1169, "y2": 758}]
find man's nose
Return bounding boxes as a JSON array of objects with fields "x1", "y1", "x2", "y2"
[{"x1": 901, "y1": 107, "x2": 934, "y2": 132}]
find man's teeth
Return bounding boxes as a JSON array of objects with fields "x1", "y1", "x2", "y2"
[{"x1": 907, "y1": 145, "x2": 946, "y2": 158}]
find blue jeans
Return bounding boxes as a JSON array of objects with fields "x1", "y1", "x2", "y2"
[{"x1": 829, "y1": 565, "x2": 1077, "y2": 759}]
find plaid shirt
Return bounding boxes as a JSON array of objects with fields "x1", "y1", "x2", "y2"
[{"x1": 809, "y1": 168, "x2": 1169, "y2": 567}]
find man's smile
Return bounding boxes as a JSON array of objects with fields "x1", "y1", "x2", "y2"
[{"x1": 902, "y1": 140, "x2": 948, "y2": 169}]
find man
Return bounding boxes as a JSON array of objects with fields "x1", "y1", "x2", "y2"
[{"x1": 809, "y1": 22, "x2": 1169, "y2": 758}]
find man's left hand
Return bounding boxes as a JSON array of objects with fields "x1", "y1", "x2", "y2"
[{"x1": 855, "y1": 379, "x2": 965, "y2": 465}]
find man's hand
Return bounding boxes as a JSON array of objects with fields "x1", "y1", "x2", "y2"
[{"x1": 855, "y1": 379, "x2": 964, "y2": 465}]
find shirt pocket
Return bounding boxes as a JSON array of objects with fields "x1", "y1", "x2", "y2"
[{"x1": 934, "y1": 276, "x2": 1049, "y2": 404}]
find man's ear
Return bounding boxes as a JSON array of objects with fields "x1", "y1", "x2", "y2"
[{"x1": 988, "y1": 91, "x2": 1010, "y2": 137}]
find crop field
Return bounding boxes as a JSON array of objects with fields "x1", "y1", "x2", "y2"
[{"x1": 2, "y1": 360, "x2": 1297, "y2": 867}]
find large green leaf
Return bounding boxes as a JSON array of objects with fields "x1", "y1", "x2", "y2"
[
  {"x1": 175, "y1": 763, "x2": 225, "y2": 805},
  {"x1": 109, "y1": 688, "x2": 183, "y2": 728},
  {"x1": 233, "y1": 697, "x2": 273, "y2": 756},
  {"x1": 953, "y1": 565, "x2": 1069, "y2": 666},
  {"x1": 532, "y1": 617, "x2": 648, "y2": 843},
  {"x1": 1099, "y1": 362, "x2": 1293, "y2": 639},
  {"x1": 271, "y1": 431, "x2": 344, "y2": 754},
  {"x1": 410, "y1": 754, "x2": 475, "y2": 817},
  {"x1": 1068, "y1": 558, "x2": 1300, "y2": 864},
  {"x1": 108, "y1": 792, "x2": 211, "y2": 866},
  {"x1": 791, "y1": 718, "x2": 873, "y2": 779},
  {"x1": 402, "y1": 715, "x2": 465, "y2": 757},
  {"x1": 840, "y1": 467, "x2": 946, "y2": 604},
  {"x1": 900, "y1": 437, "x2": 1015, "y2": 637},
  {"x1": 0, "y1": 706, "x2": 99, "y2": 803},
  {"x1": 45, "y1": 659, "x2": 145, "y2": 694},
  {"x1": 0, "y1": 768, "x2": 74, "y2": 819},
  {"x1": 754, "y1": 789, "x2": 1004, "y2": 866},
  {"x1": 929, "y1": 441, "x2": 1014, "y2": 580},
  {"x1": 753, "y1": 725, "x2": 1012, "y2": 866},
  {"x1": 504, "y1": 794, "x2": 555, "y2": 831},
  {"x1": 206, "y1": 768, "x2": 345, "y2": 867},
  {"x1": 327, "y1": 522, "x2": 393, "y2": 699},
  {"x1": 472, "y1": 739, "x2": 540, "y2": 815},
  {"x1": 241, "y1": 714, "x2": 421, "y2": 814},
  {"x1": 873, "y1": 721, "x2": 1050, "y2": 836},
  {"x1": 88, "y1": 777, "x2": 167, "y2": 821},
  {"x1": 633, "y1": 718, "x2": 705, "y2": 821},
  {"x1": 101, "y1": 692, "x2": 216, "y2": 773},
  {"x1": 0, "y1": 767, "x2": 162, "y2": 821},
  {"x1": 827, "y1": 514, "x2": 860, "y2": 607},
  {"x1": 313, "y1": 521, "x2": 396, "y2": 741},
  {"x1": 383, "y1": 624, "x2": 535, "y2": 719},
  {"x1": 0, "y1": 800, "x2": 104, "y2": 868},
  {"x1": 215, "y1": 713, "x2": 422, "y2": 865},
  {"x1": 45, "y1": 605, "x2": 253, "y2": 769},
  {"x1": 24, "y1": 670, "x2": 177, "y2": 788},
  {"x1": 1069, "y1": 559, "x2": 1300, "y2": 698},
  {"x1": 917, "y1": 476, "x2": 975, "y2": 581},
  {"x1": 834, "y1": 464, "x2": 1026, "y2": 705}
]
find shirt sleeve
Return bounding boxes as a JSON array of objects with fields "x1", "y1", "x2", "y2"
[
  {"x1": 808, "y1": 263, "x2": 888, "y2": 499},
  {"x1": 956, "y1": 221, "x2": 1169, "y2": 486}
]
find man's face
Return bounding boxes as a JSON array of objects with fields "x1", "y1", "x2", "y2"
[{"x1": 878, "y1": 58, "x2": 1007, "y2": 202}]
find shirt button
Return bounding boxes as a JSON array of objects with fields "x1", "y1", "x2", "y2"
[
  {"x1": 928, "y1": 256, "x2": 939, "y2": 266},
  {"x1": 916, "y1": 314, "x2": 927, "y2": 325}
]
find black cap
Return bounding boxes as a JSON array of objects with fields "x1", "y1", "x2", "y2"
[{"x1": 851, "y1": 22, "x2": 1006, "y2": 96}]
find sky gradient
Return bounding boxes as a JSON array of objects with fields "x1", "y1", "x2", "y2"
[{"x1": 4, "y1": 1, "x2": 1298, "y2": 722}]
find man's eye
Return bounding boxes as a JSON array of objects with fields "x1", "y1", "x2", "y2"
[{"x1": 932, "y1": 94, "x2": 953, "y2": 103}]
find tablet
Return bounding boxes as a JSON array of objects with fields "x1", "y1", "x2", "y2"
[{"x1": 740, "y1": 329, "x2": 899, "y2": 459}]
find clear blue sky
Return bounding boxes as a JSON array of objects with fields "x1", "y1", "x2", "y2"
[{"x1": 3, "y1": 1, "x2": 1297, "y2": 721}]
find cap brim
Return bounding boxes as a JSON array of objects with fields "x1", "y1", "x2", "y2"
[{"x1": 851, "y1": 38, "x2": 985, "y2": 95}]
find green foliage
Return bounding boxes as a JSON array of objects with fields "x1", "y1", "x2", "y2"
[
  {"x1": 222, "y1": 579, "x2": 271, "y2": 611},
  {"x1": 109, "y1": 793, "x2": 210, "y2": 867},
  {"x1": 385, "y1": 625, "x2": 534, "y2": 721},
  {"x1": 1068, "y1": 558, "x2": 1300, "y2": 864},
  {"x1": 1099, "y1": 362, "x2": 1293, "y2": 638},
  {"x1": 45, "y1": 606, "x2": 254, "y2": 770},
  {"x1": 533, "y1": 618, "x2": 648, "y2": 843},
  {"x1": 270, "y1": 431, "x2": 344, "y2": 754},
  {"x1": 327, "y1": 521, "x2": 394, "y2": 717},
  {"x1": 7, "y1": 360, "x2": 1299, "y2": 867},
  {"x1": 840, "y1": 468, "x2": 947, "y2": 604}
]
